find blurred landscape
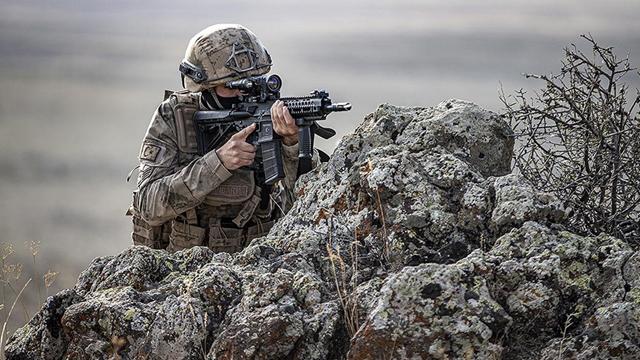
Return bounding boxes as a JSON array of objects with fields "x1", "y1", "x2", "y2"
[{"x1": 0, "y1": 0, "x2": 638, "y2": 334}]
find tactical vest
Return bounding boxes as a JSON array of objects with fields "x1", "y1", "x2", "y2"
[{"x1": 131, "y1": 90, "x2": 279, "y2": 253}]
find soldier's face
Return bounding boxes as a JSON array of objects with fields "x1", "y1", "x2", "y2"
[{"x1": 214, "y1": 85, "x2": 243, "y2": 98}]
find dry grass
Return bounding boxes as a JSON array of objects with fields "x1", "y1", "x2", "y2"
[
  {"x1": 326, "y1": 240, "x2": 360, "y2": 339},
  {"x1": 374, "y1": 187, "x2": 390, "y2": 262},
  {"x1": 110, "y1": 335, "x2": 127, "y2": 360},
  {"x1": 557, "y1": 310, "x2": 581, "y2": 360},
  {"x1": 322, "y1": 159, "x2": 395, "y2": 342},
  {"x1": 0, "y1": 278, "x2": 31, "y2": 355},
  {"x1": 321, "y1": 204, "x2": 362, "y2": 341},
  {"x1": 0, "y1": 241, "x2": 60, "y2": 360}
]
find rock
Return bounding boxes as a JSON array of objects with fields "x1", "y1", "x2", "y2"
[
  {"x1": 4, "y1": 289, "x2": 78, "y2": 360},
  {"x1": 540, "y1": 302, "x2": 640, "y2": 359},
  {"x1": 6, "y1": 100, "x2": 638, "y2": 360},
  {"x1": 397, "y1": 99, "x2": 514, "y2": 177},
  {"x1": 348, "y1": 262, "x2": 511, "y2": 359},
  {"x1": 485, "y1": 222, "x2": 633, "y2": 358},
  {"x1": 210, "y1": 301, "x2": 305, "y2": 359},
  {"x1": 491, "y1": 174, "x2": 567, "y2": 235},
  {"x1": 278, "y1": 100, "x2": 517, "y2": 273}
]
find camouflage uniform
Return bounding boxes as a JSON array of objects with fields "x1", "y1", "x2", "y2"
[{"x1": 130, "y1": 24, "x2": 314, "y2": 253}]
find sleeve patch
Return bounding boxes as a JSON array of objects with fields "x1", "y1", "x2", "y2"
[{"x1": 140, "y1": 144, "x2": 162, "y2": 162}]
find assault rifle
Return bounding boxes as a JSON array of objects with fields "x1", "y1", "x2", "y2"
[{"x1": 193, "y1": 74, "x2": 351, "y2": 185}]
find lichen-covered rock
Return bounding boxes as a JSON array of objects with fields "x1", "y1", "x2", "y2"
[
  {"x1": 397, "y1": 100, "x2": 514, "y2": 177},
  {"x1": 271, "y1": 100, "x2": 517, "y2": 275},
  {"x1": 6, "y1": 100, "x2": 638, "y2": 360},
  {"x1": 348, "y1": 262, "x2": 512, "y2": 359},
  {"x1": 4, "y1": 289, "x2": 79, "y2": 360},
  {"x1": 210, "y1": 301, "x2": 305, "y2": 359},
  {"x1": 491, "y1": 174, "x2": 567, "y2": 235},
  {"x1": 482, "y1": 222, "x2": 634, "y2": 358},
  {"x1": 540, "y1": 302, "x2": 640, "y2": 359}
]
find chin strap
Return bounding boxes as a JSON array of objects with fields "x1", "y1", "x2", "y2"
[
  {"x1": 211, "y1": 91, "x2": 225, "y2": 109},
  {"x1": 203, "y1": 90, "x2": 241, "y2": 110}
]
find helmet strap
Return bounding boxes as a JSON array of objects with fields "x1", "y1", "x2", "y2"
[{"x1": 203, "y1": 89, "x2": 240, "y2": 110}]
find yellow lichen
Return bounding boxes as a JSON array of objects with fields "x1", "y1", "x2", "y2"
[
  {"x1": 124, "y1": 308, "x2": 137, "y2": 321},
  {"x1": 628, "y1": 287, "x2": 640, "y2": 304},
  {"x1": 560, "y1": 261, "x2": 591, "y2": 291}
]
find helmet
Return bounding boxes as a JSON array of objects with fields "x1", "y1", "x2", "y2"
[{"x1": 179, "y1": 24, "x2": 272, "y2": 92}]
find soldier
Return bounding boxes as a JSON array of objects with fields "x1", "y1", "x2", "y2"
[{"x1": 129, "y1": 24, "x2": 316, "y2": 253}]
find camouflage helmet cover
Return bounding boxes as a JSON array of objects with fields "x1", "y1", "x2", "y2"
[{"x1": 180, "y1": 24, "x2": 272, "y2": 92}]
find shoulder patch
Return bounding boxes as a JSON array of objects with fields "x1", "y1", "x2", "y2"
[{"x1": 140, "y1": 143, "x2": 162, "y2": 162}]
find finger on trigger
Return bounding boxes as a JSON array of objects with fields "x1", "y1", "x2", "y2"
[{"x1": 232, "y1": 123, "x2": 256, "y2": 140}]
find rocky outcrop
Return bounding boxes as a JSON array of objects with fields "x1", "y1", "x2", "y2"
[{"x1": 6, "y1": 99, "x2": 640, "y2": 359}]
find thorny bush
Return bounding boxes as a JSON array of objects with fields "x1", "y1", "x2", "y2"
[{"x1": 501, "y1": 34, "x2": 640, "y2": 245}]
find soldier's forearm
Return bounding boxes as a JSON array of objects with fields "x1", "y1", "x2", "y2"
[
  {"x1": 281, "y1": 143, "x2": 298, "y2": 189},
  {"x1": 136, "y1": 151, "x2": 232, "y2": 225}
]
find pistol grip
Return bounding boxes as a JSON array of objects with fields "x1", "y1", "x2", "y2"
[{"x1": 297, "y1": 126, "x2": 314, "y2": 177}]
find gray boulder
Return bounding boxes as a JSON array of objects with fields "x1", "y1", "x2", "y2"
[
  {"x1": 6, "y1": 99, "x2": 638, "y2": 360},
  {"x1": 348, "y1": 261, "x2": 511, "y2": 359},
  {"x1": 540, "y1": 302, "x2": 640, "y2": 359}
]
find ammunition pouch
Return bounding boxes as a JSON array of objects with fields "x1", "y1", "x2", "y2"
[
  {"x1": 208, "y1": 219, "x2": 275, "y2": 253},
  {"x1": 128, "y1": 191, "x2": 170, "y2": 249},
  {"x1": 131, "y1": 215, "x2": 170, "y2": 249},
  {"x1": 167, "y1": 220, "x2": 207, "y2": 252}
]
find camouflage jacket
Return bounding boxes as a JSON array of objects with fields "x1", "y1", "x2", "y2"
[{"x1": 131, "y1": 91, "x2": 313, "y2": 252}]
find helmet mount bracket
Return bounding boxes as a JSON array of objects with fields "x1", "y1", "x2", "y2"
[
  {"x1": 225, "y1": 42, "x2": 259, "y2": 74},
  {"x1": 179, "y1": 60, "x2": 208, "y2": 83}
]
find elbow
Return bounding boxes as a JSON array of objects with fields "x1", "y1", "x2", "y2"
[
  {"x1": 138, "y1": 212, "x2": 167, "y2": 227},
  {"x1": 134, "y1": 188, "x2": 174, "y2": 226}
]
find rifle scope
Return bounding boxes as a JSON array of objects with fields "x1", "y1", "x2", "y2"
[{"x1": 226, "y1": 74, "x2": 282, "y2": 93}]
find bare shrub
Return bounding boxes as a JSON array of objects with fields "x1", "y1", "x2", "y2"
[{"x1": 501, "y1": 34, "x2": 640, "y2": 244}]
